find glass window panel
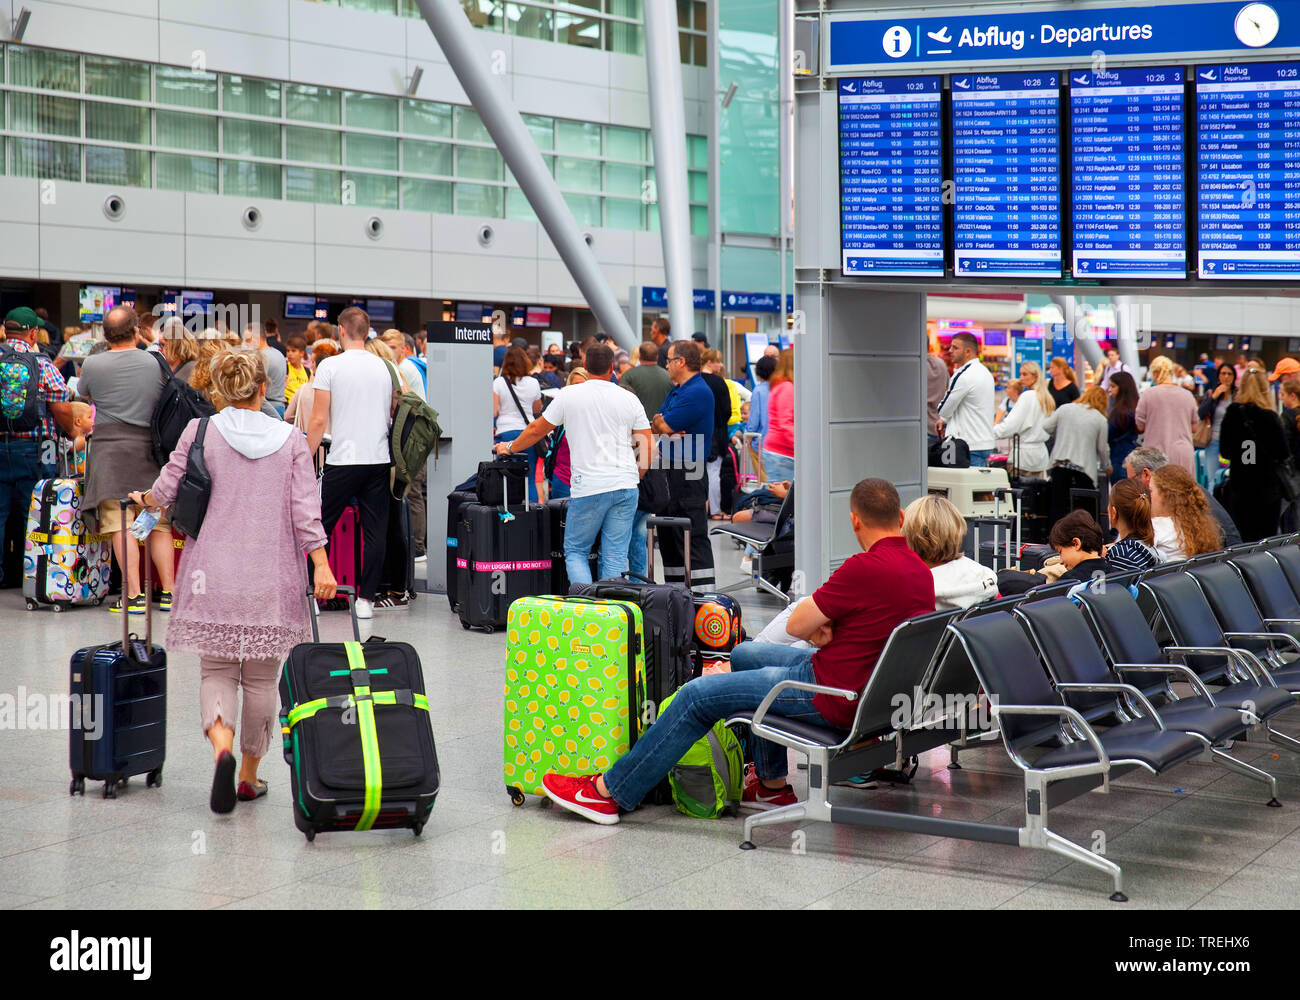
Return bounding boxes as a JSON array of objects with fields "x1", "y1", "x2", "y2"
[
  {"x1": 462, "y1": 1, "x2": 505, "y2": 31},
  {"x1": 608, "y1": 0, "x2": 642, "y2": 16},
  {"x1": 505, "y1": 3, "x2": 552, "y2": 40},
  {"x1": 677, "y1": 0, "x2": 691, "y2": 27},
  {"x1": 286, "y1": 166, "x2": 339, "y2": 203},
  {"x1": 402, "y1": 139, "x2": 452, "y2": 176},
  {"x1": 85, "y1": 57, "x2": 150, "y2": 102},
  {"x1": 8, "y1": 47, "x2": 79, "y2": 92},
  {"x1": 343, "y1": 0, "x2": 398, "y2": 11},
  {"x1": 403, "y1": 100, "x2": 451, "y2": 138},
  {"x1": 85, "y1": 103, "x2": 150, "y2": 145},
  {"x1": 344, "y1": 172, "x2": 398, "y2": 208},
  {"x1": 564, "y1": 192, "x2": 602, "y2": 227},
  {"x1": 693, "y1": 33, "x2": 707, "y2": 66},
  {"x1": 156, "y1": 153, "x2": 218, "y2": 193},
  {"x1": 287, "y1": 84, "x2": 340, "y2": 125},
  {"x1": 345, "y1": 92, "x2": 397, "y2": 131},
  {"x1": 223, "y1": 76, "x2": 281, "y2": 118},
  {"x1": 456, "y1": 145, "x2": 502, "y2": 181},
  {"x1": 156, "y1": 111, "x2": 218, "y2": 152},
  {"x1": 0, "y1": 138, "x2": 5, "y2": 176},
  {"x1": 523, "y1": 114, "x2": 553, "y2": 150},
  {"x1": 11, "y1": 138, "x2": 80, "y2": 180},
  {"x1": 604, "y1": 125, "x2": 644, "y2": 161},
  {"x1": 557, "y1": 9, "x2": 602, "y2": 47},
  {"x1": 605, "y1": 19, "x2": 643, "y2": 54},
  {"x1": 346, "y1": 133, "x2": 397, "y2": 170},
  {"x1": 688, "y1": 134, "x2": 708, "y2": 169},
  {"x1": 222, "y1": 160, "x2": 281, "y2": 198},
  {"x1": 455, "y1": 182, "x2": 503, "y2": 217},
  {"x1": 85, "y1": 146, "x2": 149, "y2": 186},
  {"x1": 454, "y1": 106, "x2": 491, "y2": 144},
  {"x1": 9, "y1": 93, "x2": 80, "y2": 137},
  {"x1": 689, "y1": 169, "x2": 708, "y2": 203},
  {"x1": 678, "y1": 31, "x2": 691, "y2": 63},
  {"x1": 604, "y1": 162, "x2": 643, "y2": 197},
  {"x1": 691, "y1": 203, "x2": 707, "y2": 236},
  {"x1": 224, "y1": 119, "x2": 281, "y2": 158},
  {"x1": 605, "y1": 196, "x2": 645, "y2": 230},
  {"x1": 506, "y1": 187, "x2": 538, "y2": 222},
  {"x1": 401, "y1": 177, "x2": 452, "y2": 213},
  {"x1": 156, "y1": 67, "x2": 217, "y2": 109},
  {"x1": 555, "y1": 155, "x2": 600, "y2": 192},
  {"x1": 556, "y1": 119, "x2": 600, "y2": 156},
  {"x1": 692, "y1": 0, "x2": 706, "y2": 31},
  {"x1": 286, "y1": 126, "x2": 340, "y2": 165}
]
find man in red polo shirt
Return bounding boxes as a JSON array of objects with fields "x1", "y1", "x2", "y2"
[{"x1": 541, "y1": 478, "x2": 935, "y2": 824}]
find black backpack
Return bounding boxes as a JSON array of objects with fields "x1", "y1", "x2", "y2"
[
  {"x1": 149, "y1": 351, "x2": 215, "y2": 467},
  {"x1": 0, "y1": 344, "x2": 45, "y2": 433}
]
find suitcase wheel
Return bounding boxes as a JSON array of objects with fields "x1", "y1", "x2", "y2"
[
  {"x1": 24, "y1": 599, "x2": 36, "y2": 611},
  {"x1": 103, "y1": 781, "x2": 116, "y2": 800},
  {"x1": 304, "y1": 829, "x2": 316, "y2": 843},
  {"x1": 93, "y1": 597, "x2": 104, "y2": 607},
  {"x1": 51, "y1": 603, "x2": 65, "y2": 613},
  {"x1": 69, "y1": 776, "x2": 84, "y2": 797},
  {"x1": 508, "y1": 787, "x2": 525, "y2": 807},
  {"x1": 146, "y1": 767, "x2": 163, "y2": 789},
  {"x1": 460, "y1": 621, "x2": 471, "y2": 630},
  {"x1": 411, "y1": 821, "x2": 424, "y2": 837}
]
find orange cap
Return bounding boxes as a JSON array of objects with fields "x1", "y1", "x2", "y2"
[{"x1": 1269, "y1": 357, "x2": 1300, "y2": 381}]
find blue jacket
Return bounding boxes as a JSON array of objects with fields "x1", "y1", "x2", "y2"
[{"x1": 747, "y1": 380, "x2": 771, "y2": 447}]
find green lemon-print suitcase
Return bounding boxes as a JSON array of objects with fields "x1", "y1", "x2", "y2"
[{"x1": 504, "y1": 595, "x2": 645, "y2": 805}]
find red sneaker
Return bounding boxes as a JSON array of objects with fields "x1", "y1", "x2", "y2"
[
  {"x1": 541, "y1": 773, "x2": 620, "y2": 825},
  {"x1": 741, "y1": 769, "x2": 798, "y2": 810}
]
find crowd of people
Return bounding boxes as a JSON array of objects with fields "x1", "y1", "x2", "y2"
[{"x1": 932, "y1": 335, "x2": 1300, "y2": 545}]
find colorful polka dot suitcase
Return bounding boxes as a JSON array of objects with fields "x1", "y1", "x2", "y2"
[
  {"x1": 504, "y1": 595, "x2": 645, "y2": 805},
  {"x1": 22, "y1": 477, "x2": 111, "y2": 611}
]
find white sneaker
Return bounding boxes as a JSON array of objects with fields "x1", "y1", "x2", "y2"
[
  {"x1": 354, "y1": 598, "x2": 375, "y2": 620},
  {"x1": 413, "y1": 554, "x2": 427, "y2": 566},
  {"x1": 739, "y1": 555, "x2": 753, "y2": 574}
]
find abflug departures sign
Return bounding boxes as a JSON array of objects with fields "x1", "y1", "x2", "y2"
[{"x1": 829, "y1": 1, "x2": 1300, "y2": 285}]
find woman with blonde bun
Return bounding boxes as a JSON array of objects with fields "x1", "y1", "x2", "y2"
[
  {"x1": 129, "y1": 349, "x2": 336, "y2": 814},
  {"x1": 1135, "y1": 355, "x2": 1199, "y2": 475}
]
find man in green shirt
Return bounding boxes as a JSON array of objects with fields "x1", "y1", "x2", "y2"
[{"x1": 619, "y1": 341, "x2": 673, "y2": 421}]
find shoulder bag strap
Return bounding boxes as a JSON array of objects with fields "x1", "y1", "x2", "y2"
[
  {"x1": 503, "y1": 377, "x2": 530, "y2": 425},
  {"x1": 150, "y1": 348, "x2": 174, "y2": 386}
]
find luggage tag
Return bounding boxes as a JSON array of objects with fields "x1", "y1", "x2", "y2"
[{"x1": 129, "y1": 508, "x2": 160, "y2": 541}]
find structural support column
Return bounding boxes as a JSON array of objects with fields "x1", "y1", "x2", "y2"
[
  {"x1": 1051, "y1": 293, "x2": 1101, "y2": 384},
  {"x1": 413, "y1": 0, "x2": 635, "y2": 349},
  {"x1": 1110, "y1": 295, "x2": 1142, "y2": 374},
  {"x1": 644, "y1": 0, "x2": 696, "y2": 342}
]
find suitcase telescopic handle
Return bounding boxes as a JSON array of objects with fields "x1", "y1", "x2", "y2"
[
  {"x1": 306, "y1": 585, "x2": 360, "y2": 643},
  {"x1": 645, "y1": 516, "x2": 693, "y2": 585},
  {"x1": 119, "y1": 497, "x2": 152, "y2": 650}
]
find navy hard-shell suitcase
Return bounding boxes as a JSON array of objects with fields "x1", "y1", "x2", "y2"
[
  {"x1": 69, "y1": 500, "x2": 166, "y2": 798},
  {"x1": 456, "y1": 470, "x2": 551, "y2": 633},
  {"x1": 444, "y1": 489, "x2": 477, "y2": 612}
]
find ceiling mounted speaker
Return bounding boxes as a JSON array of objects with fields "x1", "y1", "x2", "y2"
[{"x1": 102, "y1": 194, "x2": 125, "y2": 221}]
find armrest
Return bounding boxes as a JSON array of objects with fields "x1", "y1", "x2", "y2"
[
  {"x1": 1112, "y1": 663, "x2": 1217, "y2": 704},
  {"x1": 1226, "y1": 630, "x2": 1300, "y2": 654},
  {"x1": 750, "y1": 680, "x2": 858, "y2": 731},
  {"x1": 1165, "y1": 645, "x2": 1272, "y2": 685},
  {"x1": 1053, "y1": 682, "x2": 1165, "y2": 729},
  {"x1": 990, "y1": 703, "x2": 1110, "y2": 771}
]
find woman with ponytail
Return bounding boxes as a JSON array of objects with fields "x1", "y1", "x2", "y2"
[
  {"x1": 129, "y1": 348, "x2": 337, "y2": 814},
  {"x1": 1104, "y1": 477, "x2": 1159, "y2": 573},
  {"x1": 994, "y1": 360, "x2": 1053, "y2": 477}
]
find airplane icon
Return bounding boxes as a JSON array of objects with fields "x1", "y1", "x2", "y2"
[
  {"x1": 927, "y1": 27, "x2": 953, "y2": 43},
  {"x1": 954, "y1": 78, "x2": 971, "y2": 89},
  {"x1": 1199, "y1": 70, "x2": 1218, "y2": 80},
  {"x1": 1073, "y1": 74, "x2": 1090, "y2": 85},
  {"x1": 843, "y1": 81, "x2": 857, "y2": 93}
]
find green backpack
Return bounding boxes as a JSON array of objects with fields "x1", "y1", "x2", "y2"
[
  {"x1": 660, "y1": 690, "x2": 744, "y2": 818},
  {"x1": 386, "y1": 361, "x2": 442, "y2": 498}
]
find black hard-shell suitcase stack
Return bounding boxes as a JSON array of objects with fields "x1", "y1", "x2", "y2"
[
  {"x1": 456, "y1": 464, "x2": 551, "y2": 632},
  {"x1": 279, "y1": 586, "x2": 439, "y2": 841},
  {"x1": 444, "y1": 489, "x2": 477, "y2": 612},
  {"x1": 69, "y1": 499, "x2": 166, "y2": 798},
  {"x1": 547, "y1": 497, "x2": 599, "y2": 594}
]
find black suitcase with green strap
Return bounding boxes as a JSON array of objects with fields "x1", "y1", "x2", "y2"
[{"x1": 279, "y1": 587, "x2": 439, "y2": 840}]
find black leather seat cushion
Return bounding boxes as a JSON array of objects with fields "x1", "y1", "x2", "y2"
[
  {"x1": 1151, "y1": 700, "x2": 1247, "y2": 743},
  {"x1": 727, "y1": 709, "x2": 849, "y2": 747},
  {"x1": 1033, "y1": 724, "x2": 1203, "y2": 770},
  {"x1": 1203, "y1": 682, "x2": 1297, "y2": 719},
  {"x1": 711, "y1": 521, "x2": 778, "y2": 546}
]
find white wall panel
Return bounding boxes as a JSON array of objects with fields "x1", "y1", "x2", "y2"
[
  {"x1": 537, "y1": 259, "x2": 583, "y2": 302},
  {"x1": 160, "y1": 0, "x2": 287, "y2": 37},
  {"x1": 0, "y1": 225, "x2": 41, "y2": 279},
  {"x1": 515, "y1": 76, "x2": 609, "y2": 124},
  {"x1": 39, "y1": 183, "x2": 184, "y2": 235},
  {"x1": 22, "y1": 1, "x2": 159, "y2": 63},
  {"x1": 0, "y1": 177, "x2": 40, "y2": 225},
  {"x1": 288, "y1": 41, "x2": 405, "y2": 95},
  {"x1": 513, "y1": 36, "x2": 608, "y2": 89},
  {"x1": 434, "y1": 251, "x2": 537, "y2": 299},
  {"x1": 40, "y1": 228, "x2": 182, "y2": 284},
  {"x1": 184, "y1": 192, "x2": 314, "y2": 244},
  {"x1": 315, "y1": 204, "x2": 431, "y2": 253},
  {"x1": 184, "y1": 235, "x2": 315, "y2": 291},
  {"x1": 432, "y1": 215, "x2": 539, "y2": 259},
  {"x1": 608, "y1": 89, "x2": 650, "y2": 129},
  {"x1": 286, "y1": 1, "x2": 401, "y2": 55},
  {"x1": 315, "y1": 245, "x2": 431, "y2": 297},
  {"x1": 157, "y1": 22, "x2": 289, "y2": 77},
  {"x1": 39, "y1": 0, "x2": 158, "y2": 17}
]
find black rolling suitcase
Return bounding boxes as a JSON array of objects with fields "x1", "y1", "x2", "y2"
[
  {"x1": 444, "y1": 489, "x2": 477, "y2": 612},
  {"x1": 279, "y1": 586, "x2": 439, "y2": 841},
  {"x1": 547, "y1": 497, "x2": 599, "y2": 593},
  {"x1": 456, "y1": 465, "x2": 551, "y2": 632},
  {"x1": 379, "y1": 496, "x2": 415, "y2": 600},
  {"x1": 69, "y1": 499, "x2": 166, "y2": 798}
]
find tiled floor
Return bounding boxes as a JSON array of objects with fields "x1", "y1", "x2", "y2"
[{"x1": 4, "y1": 537, "x2": 1300, "y2": 909}]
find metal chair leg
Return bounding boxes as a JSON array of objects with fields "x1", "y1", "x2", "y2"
[
  {"x1": 1208, "y1": 747, "x2": 1282, "y2": 806},
  {"x1": 1041, "y1": 828, "x2": 1126, "y2": 901},
  {"x1": 1267, "y1": 725, "x2": 1300, "y2": 754},
  {"x1": 739, "y1": 802, "x2": 808, "y2": 848}
]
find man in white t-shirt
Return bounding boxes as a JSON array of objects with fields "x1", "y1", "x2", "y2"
[
  {"x1": 306, "y1": 306, "x2": 394, "y2": 618},
  {"x1": 494, "y1": 344, "x2": 651, "y2": 584}
]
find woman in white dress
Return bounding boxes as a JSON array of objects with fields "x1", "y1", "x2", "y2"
[{"x1": 993, "y1": 361, "x2": 1054, "y2": 478}]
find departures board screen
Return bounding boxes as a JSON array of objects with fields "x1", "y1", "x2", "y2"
[
  {"x1": 951, "y1": 72, "x2": 1062, "y2": 277},
  {"x1": 1070, "y1": 66, "x2": 1186, "y2": 278},
  {"x1": 838, "y1": 75, "x2": 944, "y2": 276},
  {"x1": 1197, "y1": 62, "x2": 1300, "y2": 279}
]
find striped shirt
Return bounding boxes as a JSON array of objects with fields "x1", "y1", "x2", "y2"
[
  {"x1": 0, "y1": 340, "x2": 71, "y2": 442},
  {"x1": 1106, "y1": 535, "x2": 1159, "y2": 575}
]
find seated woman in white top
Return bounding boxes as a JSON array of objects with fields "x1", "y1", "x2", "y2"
[
  {"x1": 993, "y1": 361, "x2": 1054, "y2": 478},
  {"x1": 902, "y1": 495, "x2": 997, "y2": 610},
  {"x1": 1149, "y1": 463, "x2": 1223, "y2": 562}
]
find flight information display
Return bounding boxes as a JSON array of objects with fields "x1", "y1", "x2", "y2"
[
  {"x1": 839, "y1": 75, "x2": 944, "y2": 276},
  {"x1": 1070, "y1": 67, "x2": 1186, "y2": 277},
  {"x1": 1196, "y1": 62, "x2": 1300, "y2": 279},
  {"x1": 951, "y1": 72, "x2": 1062, "y2": 277}
]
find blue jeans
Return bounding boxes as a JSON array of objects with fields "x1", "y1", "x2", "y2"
[
  {"x1": 271, "y1": 402, "x2": 286, "y2": 418},
  {"x1": 564, "y1": 487, "x2": 638, "y2": 586},
  {"x1": 494, "y1": 429, "x2": 538, "y2": 502},
  {"x1": 603, "y1": 642, "x2": 830, "y2": 810},
  {"x1": 969, "y1": 449, "x2": 992, "y2": 468},
  {"x1": 550, "y1": 478, "x2": 570, "y2": 500},
  {"x1": 627, "y1": 508, "x2": 648, "y2": 579},
  {"x1": 762, "y1": 450, "x2": 794, "y2": 483},
  {"x1": 0, "y1": 438, "x2": 56, "y2": 586}
]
